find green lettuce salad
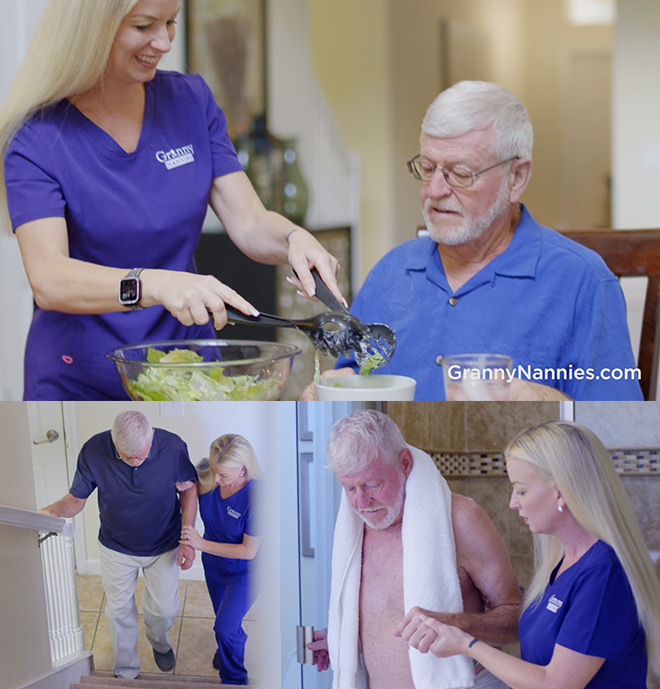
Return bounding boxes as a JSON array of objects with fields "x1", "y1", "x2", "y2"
[
  {"x1": 358, "y1": 352, "x2": 385, "y2": 375},
  {"x1": 125, "y1": 348, "x2": 281, "y2": 401}
]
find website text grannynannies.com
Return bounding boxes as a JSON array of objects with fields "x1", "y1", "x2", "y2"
[{"x1": 445, "y1": 364, "x2": 642, "y2": 384}]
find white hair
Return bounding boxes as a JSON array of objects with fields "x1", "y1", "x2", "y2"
[
  {"x1": 111, "y1": 410, "x2": 152, "y2": 455},
  {"x1": 326, "y1": 410, "x2": 407, "y2": 475},
  {"x1": 422, "y1": 80, "x2": 533, "y2": 160}
]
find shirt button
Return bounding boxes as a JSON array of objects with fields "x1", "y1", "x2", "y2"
[
  {"x1": 435, "y1": 355, "x2": 444, "y2": 366},
  {"x1": 448, "y1": 297, "x2": 458, "y2": 306}
]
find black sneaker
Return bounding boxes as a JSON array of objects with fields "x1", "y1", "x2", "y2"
[
  {"x1": 213, "y1": 652, "x2": 221, "y2": 670},
  {"x1": 153, "y1": 647, "x2": 175, "y2": 672}
]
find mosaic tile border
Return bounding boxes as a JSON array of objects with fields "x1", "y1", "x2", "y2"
[{"x1": 427, "y1": 449, "x2": 660, "y2": 477}]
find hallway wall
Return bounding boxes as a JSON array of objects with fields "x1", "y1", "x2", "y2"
[{"x1": 0, "y1": 403, "x2": 52, "y2": 689}]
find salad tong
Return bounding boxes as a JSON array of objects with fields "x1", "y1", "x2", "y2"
[{"x1": 225, "y1": 270, "x2": 396, "y2": 369}]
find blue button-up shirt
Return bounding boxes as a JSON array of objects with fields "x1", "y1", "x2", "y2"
[{"x1": 337, "y1": 205, "x2": 643, "y2": 401}]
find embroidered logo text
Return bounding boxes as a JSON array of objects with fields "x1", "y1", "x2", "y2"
[
  {"x1": 227, "y1": 506, "x2": 242, "y2": 519},
  {"x1": 156, "y1": 144, "x2": 195, "y2": 170},
  {"x1": 546, "y1": 594, "x2": 563, "y2": 613}
]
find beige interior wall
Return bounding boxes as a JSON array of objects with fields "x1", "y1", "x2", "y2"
[
  {"x1": 612, "y1": 0, "x2": 660, "y2": 229},
  {"x1": 0, "y1": 403, "x2": 53, "y2": 688},
  {"x1": 309, "y1": 0, "x2": 393, "y2": 281},
  {"x1": 611, "y1": 1, "x2": 660, "y2": 402}
]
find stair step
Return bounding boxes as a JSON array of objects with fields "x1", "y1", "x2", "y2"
[{"x1": 90, "y1": 673, "x2": 224, "y2": 685}]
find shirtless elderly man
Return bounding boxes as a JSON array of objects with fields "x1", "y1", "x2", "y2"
[{"x1": 308, "y1": 410, "x2": 520, "y2": 689}]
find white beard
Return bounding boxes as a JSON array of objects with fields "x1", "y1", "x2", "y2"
[
  {"x1": 422, "y1": 177, "x2": 512, "y2": 246},
  {"x1": 357, "y1": 478, "x2": 406, "y2": 530}
]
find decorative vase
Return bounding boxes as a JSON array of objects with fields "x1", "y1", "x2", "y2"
[{"x1": 277, "y1": 138, "x2": 309, "y2": 227}]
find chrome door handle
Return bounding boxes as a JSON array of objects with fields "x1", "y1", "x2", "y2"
[
  {"x1": 296, "y1": 625, "x2": 314, "y2": 664},
  {"x1": 33, "y1": 429, "x2": 59, "y2": 445}
]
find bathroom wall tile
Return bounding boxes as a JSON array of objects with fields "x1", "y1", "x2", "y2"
[
  {"x1": 465, "y1": 403, "x2": 559, "y2": 452},
  {"x1": 446, "y1": 478, "x2": 467, "y2": 496},
  {"x1": 576, "y1": 402, "x2": 660, "y2": 448},
  {"x1": 465, "y1": 477, "x2": 512, "y2": 545},
  {"x1": 510, "y1": 554, "x2": 535, "y2": 593},
  {"x1": 621, "y1": 477, "x2": 660, "y2": 551},
  {"x1": 508, "y1": 511, "x2": 534, "y2": 559},
  {"x1": 387, "y1": 402, "x2": 465, "y2": 450}
]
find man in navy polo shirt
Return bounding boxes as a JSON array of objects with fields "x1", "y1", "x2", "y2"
[{"x1": 39, "y1": 411, "x2": 197, "y2": 680}]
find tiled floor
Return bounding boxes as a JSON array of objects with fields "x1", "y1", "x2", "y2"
[{"x1": 76, "y1": 574, "x2": 261, "y2": 682}]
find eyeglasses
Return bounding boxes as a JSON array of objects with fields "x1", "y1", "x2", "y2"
[
  {"x1": 115, "y1": 448, "x2": 150, "y2": 465},
  {"x1": 406, "y1": 154, "x2": 520, "y2": 188}
]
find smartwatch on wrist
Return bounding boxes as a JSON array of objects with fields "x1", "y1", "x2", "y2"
[{"x1": 118, "y1": 267, "x2": 144, "y2": 310}]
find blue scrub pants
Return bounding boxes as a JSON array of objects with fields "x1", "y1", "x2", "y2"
[{"x1": 204, "y1": 568, "x2": 255, "y2": 685}]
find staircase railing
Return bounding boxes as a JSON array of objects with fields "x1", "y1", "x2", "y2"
[{"x1": 0, "y1": 505, "x2": 85, "y2": 666}]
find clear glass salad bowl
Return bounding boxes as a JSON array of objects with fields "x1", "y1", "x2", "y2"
[{"x1": 107, "y1": 339, "x2": 302, "y2": 401}]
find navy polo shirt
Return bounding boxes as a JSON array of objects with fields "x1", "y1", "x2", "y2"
[{"x1": 70, "y1": 427, "x2": 197, "y2": 556}]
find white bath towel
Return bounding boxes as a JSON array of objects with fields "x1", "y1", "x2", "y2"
[{"x1": 327, "y1": 445, "x2": 475, "y2": 689}]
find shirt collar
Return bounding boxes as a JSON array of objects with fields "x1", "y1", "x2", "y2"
[{"x1": 411, "y1": 203, "x2": 542, "y2": 282}]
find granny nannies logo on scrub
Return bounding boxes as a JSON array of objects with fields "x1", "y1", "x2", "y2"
[{"x1": 446, "y1": 364, "x2": 642, "y2": 384}]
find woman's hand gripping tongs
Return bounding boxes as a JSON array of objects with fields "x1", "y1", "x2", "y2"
[
  {"x1": 224, "y1": 307, "x2": 380, "y2": 360},
  {"x1": 304, "y1": 269, "x2": 396, "y2": 370},
  {"x1": 224, "y1": 270, "x2": 396, "y2": 367}
]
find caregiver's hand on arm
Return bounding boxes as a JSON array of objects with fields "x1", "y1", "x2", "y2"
[{"x1": 419, "y1": 615, "x2": 606, "y2": 689}]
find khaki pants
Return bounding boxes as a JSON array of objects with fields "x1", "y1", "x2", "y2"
[{"x1": 99, "y1": 542, "x2": 180, "y2": 679}]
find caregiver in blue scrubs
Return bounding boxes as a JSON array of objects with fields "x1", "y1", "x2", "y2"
[
  {"x1": 1, "y1": 0, "x2": 343, "y2": 400},
  {"x1": 397, "y1": 421, "x2": 660, "y2": 689},
  {"x1": 181, "y1": 434, "x2": 261, "y2": 686}
]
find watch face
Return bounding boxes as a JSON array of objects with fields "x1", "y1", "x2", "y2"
[{"x1": 120, "y1": 278, "x2": 140, "y2": 304}]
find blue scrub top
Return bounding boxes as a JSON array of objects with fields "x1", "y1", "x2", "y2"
[
  {"x1": 5, "y1": 71, "x2": 244, "y2": 400},
  {"x1": 519, "y1": 540, "x2": 647, "y2": 689},
  {"x1": 336, "y1": 205, "x2": 642, "y2": 401},
  {"x1": 199, "y1": 480, "x2": 257, "y2": 582},
  {"x1": 70, "y1": 427, "x2": 197, "y2": 556}
]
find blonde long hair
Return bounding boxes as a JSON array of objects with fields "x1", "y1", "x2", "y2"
[
  {"x1": 504, "y1": 420, "x2": 660, "y2": 676},
  {"x1": 0, "y1": 0, "x2": 139, "y2": 230},
  {"x1": 197, "y1": 434, "x2": 263, "y2": 495}
]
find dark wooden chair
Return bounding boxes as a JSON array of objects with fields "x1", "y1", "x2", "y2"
[
  {"x1": 416, "y1": 224, "x2": 660, "y2": 399},
  {"x1": 561, "y1": 228, "x2": 660, "y2": 401}
]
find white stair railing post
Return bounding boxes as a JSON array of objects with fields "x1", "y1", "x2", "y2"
[{"x1": 40, "y1": 520, "x2": 85, "y2": 665}]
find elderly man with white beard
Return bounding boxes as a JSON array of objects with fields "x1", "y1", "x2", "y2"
[
  {"x1": 302, "y1": 80, "x2": 642, "y2": 402},
  {"x1": 306, "y1": 410, "x2": 521, "y2": 689}
]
